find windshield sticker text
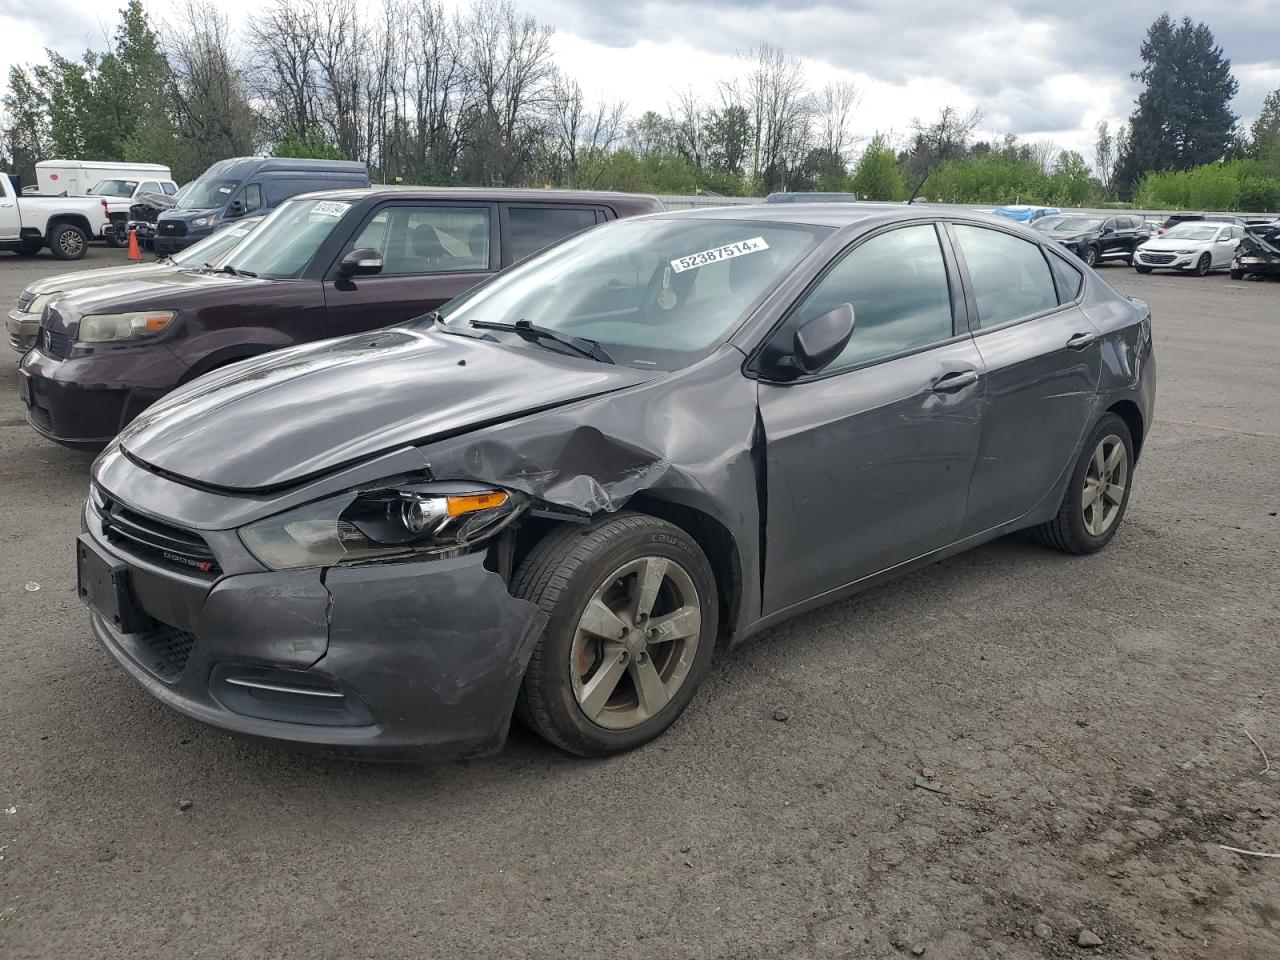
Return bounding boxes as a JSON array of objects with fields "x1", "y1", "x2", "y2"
[
  {"x1": 310, "y1": 201, "x2": 350, "y2": 217},
  {"x1": 670, "y1": 236, "x2": 769, "y2": 274}
]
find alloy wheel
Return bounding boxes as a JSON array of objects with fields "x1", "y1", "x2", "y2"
[
  {"x1": 59, "y1": 230, "x2": 84, "y2": 256},
  {"x1": 1082, "y1": 434, "x2": 1128, "y2": 537},
  {"x1": 1196, "y1": 253, "x2": 1210, "y2": 276},
  {"x1": 1084, "y1": 247, "x2": 1098, "y2": 266},
  {"x1": 569, "y1": 555, "x2": 701, "y2": 730}
]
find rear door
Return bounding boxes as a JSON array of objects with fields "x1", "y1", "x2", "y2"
[
  {"x1": 1213, "y1": 225, "x2": 1240, "y2": 267},
  {"x1": 323, "y1": 200, "x2": 497, "y2": 337},
  {"x1": 948, "y1": 222, "x2": 1102, "y2": 536},
  {"x1": 757, "y1": 222, "x2": 986, "y2": 613}
]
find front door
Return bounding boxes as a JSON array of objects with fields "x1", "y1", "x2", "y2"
[
  {"x1": 757, "y1": 223, "x2": 986, "y2": 615},
  {"x1": 947, "y1": 223, "x2": 1103, "y2": 535},
  {"x1": 0, "y1": 178, "x2": 19, "y2": 241},
  {"x1": 323, "y1": 202, "x2": 497, "y2": 338}
]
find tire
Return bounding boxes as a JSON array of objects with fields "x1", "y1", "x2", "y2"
[
  {"x1": 1031, "y1": 413, "x2": 1135, "y2": 555},
  {"x1": 13, "y1": 241, "x2": 41, "y2": 257},
  {"x1": 1082, "y1": 245, "x2": 1099, "y2": 267},
  {"x1": 105, "y1": 222, "x2": 128, "y2": 248},
  {"x1": 1230, "y1": 269, "x2": 1244, "y2": 280},
  {"x1": 48, "y1": 223, "x2": 88, "y2": 261},
  {"x1": 1135, "y1": 265, "x2": 1153, "y2": 274},
  {"x1": 1194, "y1": 253, "x2": 1211, "y2": 277},
  {"x1": 513, "y1": 512, "x2": 719, "y2": 757}
]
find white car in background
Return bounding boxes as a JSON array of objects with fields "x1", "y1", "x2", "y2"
[{"x1": 1133, "y1": 222, "x2": 1246, "y2": 276}]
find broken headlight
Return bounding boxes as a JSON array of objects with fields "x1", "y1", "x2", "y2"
[{"x1": 239, "y1": 481, "x2": 526, "y2": 571}]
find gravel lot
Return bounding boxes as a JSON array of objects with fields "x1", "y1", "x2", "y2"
[{"x1": 0, "y1": 246, "x2": 1277, "y2": 959}]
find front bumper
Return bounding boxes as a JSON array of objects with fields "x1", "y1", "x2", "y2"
[
  {"x1": 19, "y1": 342, "x2": 187, "y2": 449},
  {"x1": 153, "y1": 233, "x2": 197, "y2": 255},
  {"x1": 82, "y1": 499, "x2": 546, "y2": 760},
  {"x1": 6, "y1": 308, "x2": 38, "y2": 355},
  {"x1": 1234, "y1": 254, "x2": 1280, "y2": 276}
]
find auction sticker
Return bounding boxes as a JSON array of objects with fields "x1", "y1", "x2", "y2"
[
  {"x1": 310, "y1": 200, "x2": 351, "y2": 217},
  {"x1": 670, "y1": 236, "x2": 769, "y2": 273}
]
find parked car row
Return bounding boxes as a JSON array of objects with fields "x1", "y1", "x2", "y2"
[{"x1": 10, "y1": 194, "x2": 1156, "y2": 760}]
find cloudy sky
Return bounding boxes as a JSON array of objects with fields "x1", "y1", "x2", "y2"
[{"x1": 1, "y1": 0, "x2": 1277, "y2": 163}]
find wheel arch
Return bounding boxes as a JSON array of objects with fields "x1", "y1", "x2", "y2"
[
  {"x1": 46, "y1": 213, "x2": 93, "y2": 236},
  {"x1": 1106, "y1": 399, "x2": 1145, "y2": 460}
]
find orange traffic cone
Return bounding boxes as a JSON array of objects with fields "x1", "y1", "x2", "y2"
[{"x1": 127, "y1": 227, "x2": 142, "y2": 261}]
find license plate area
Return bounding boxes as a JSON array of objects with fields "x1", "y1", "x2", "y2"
[{"x1": 77, "y1": 535, "x2": 153, "y2": 634}]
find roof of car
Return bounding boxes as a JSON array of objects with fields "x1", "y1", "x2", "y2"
[
  {"x1": 292, "y1": 185, "x2": 663, "y2": 211},
  {"x1": 650, "y1": 201, "x2": 1018, "y2": 229}
]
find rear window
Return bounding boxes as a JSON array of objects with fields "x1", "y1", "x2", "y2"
[{"x1": 1048, "y1": 253, "x2": 1083, "y2": 303}]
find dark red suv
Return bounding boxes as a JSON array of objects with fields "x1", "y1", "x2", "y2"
[{"x1": 20, "y1": 188, "x2": 664, "y2": 449}]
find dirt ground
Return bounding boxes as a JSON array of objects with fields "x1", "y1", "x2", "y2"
[{"x1": 0, "y1": 248, "x2": 1277, "y2": 959}]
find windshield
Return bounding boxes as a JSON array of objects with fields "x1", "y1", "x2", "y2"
[
  {"x1": 219, "y1": 198, "x2": 353, "y2": 279},
  {"x1": 176, "y1": 178, "x2": 240, "y2": 210},
  {"x1": 435, "y1": 217, "x2": 829, "y2": 370},
  {"x1": 88, "y1": 179, "x2": 139, "y2": 198},
  {"x1": 171, "y1": 217, "x2": 265, "y2": 268},
  {"x1": 1053, "y1": 217, "x2": 1103, "y2": 233},
  {"x1": 1032, "y1": 216, "x2": 1067, "y2": 232},
  {"x1": 1162, "y1": 224, "x2": 1220, "y2": 241}
]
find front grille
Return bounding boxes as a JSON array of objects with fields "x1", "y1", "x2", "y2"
[
  {"x1": 1141, "y1": 253, "x2": 1176, "y2": 265},
  {"x1": 136, "y1": 622, "x2": 197, "y2": 681},
  {"x1": 157, "y1": 220, "x2": 186, "y2": 237},
  {"x1": 16, "y1": 289, "x2": 35, "y2": 312},
  {"x1": 93, "y1": 488, "x2": 220, "y2": 575},
  {"x1": 40, "y1": 328, "x2": 73, "y2": 358}
]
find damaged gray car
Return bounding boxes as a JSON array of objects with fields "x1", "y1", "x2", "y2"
[{"x1": 81, "y1": 205, "x2": 1156, "y2": 759}]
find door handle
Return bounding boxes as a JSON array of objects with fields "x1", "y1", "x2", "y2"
[
  {"x1": 1066, "y1": 332, "x2": 1098, "y2": 350},
  {"x1": 931, "y1": 369, "x2": 979, "y2": 392}
]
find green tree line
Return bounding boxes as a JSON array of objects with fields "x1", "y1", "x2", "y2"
[{"x1": 2, "y1": 3, "x2": 1278, "y2": 211}]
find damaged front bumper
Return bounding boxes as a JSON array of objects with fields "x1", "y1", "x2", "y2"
[{"x1": 82, "y1": 492, "x2": 547, "y2": 761}]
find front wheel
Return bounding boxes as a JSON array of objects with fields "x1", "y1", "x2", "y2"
[
  {"x1": 513, "y1": 513, "x2": 718, "y2": 757},
  {"x1": 1230, "y1": 268, "x2": 1245, "y2": 280},
  {"x1": 48, "y1": 223, "x2": 87, "y2": 261},
  {"x1": 105, "y1": 222, "x2": 128, "y2": 248},
  {"x1": 1135, "y1": 265, "x2": 1153, "y2": 274},
  {"x1": 1032, "y1": 413, "x2": 1135, "y2": 555},
  {"x1": 1194, "y1": 253, "x2": 1211, "y2": 277},
  {"x1": 1082, "y1": 246, "x2": 1099, "y2": 267}
]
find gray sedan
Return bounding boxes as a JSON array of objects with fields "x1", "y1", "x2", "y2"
[{"x1": 79, "y1": 204, "x2": 1155, "y2": 759}]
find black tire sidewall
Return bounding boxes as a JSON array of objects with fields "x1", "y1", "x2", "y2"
[
  {"x1": 1061, "y1": 414, "x2": 1135, "y2": 553},
  {"x1": 49, "y1": 224, "x2": 87, "y2": 260},
  {"x1": 529, "y1": 519, "x2": 718, "y2": 755},
  {"x1": 1084, "y1": 246, "x2": 1099, "y2": 266},
  {"x1": 1135, "y1": 265, "x2": 1152, "y2": 274},
  {"x1": 1196, "y1": 253, "x2": 1210, "y2": 276}
]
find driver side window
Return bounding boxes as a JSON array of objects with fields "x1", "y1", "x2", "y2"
[{"x1": 791, "y1": 224, "x2": 955, "y2": 372}]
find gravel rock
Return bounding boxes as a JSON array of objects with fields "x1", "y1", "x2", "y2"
[
  {"x1": 772, "y1": 707, "x2": 789, "y2": 722},
  {"x1": 1077, "y1": 929, "x2": 1103, "y2": 948},
  {"x1": 178, "y1": 799, "x2": 193, "y2": 811},
  {"x1": 1033, "y1": 922, "x2": 1053, "y2": 940}
]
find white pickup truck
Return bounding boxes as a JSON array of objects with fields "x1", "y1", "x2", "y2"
[{"x1": 0, "y1": 175, "x2": 115, "y2": 260}]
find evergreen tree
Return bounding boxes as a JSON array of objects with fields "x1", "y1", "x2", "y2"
[
  {"x1": 2, "y1": 66, "x2": 52, "y2": 183},
  {"x1": 1116, "y1": 14, "x2": 1239, "y2": 195},
  {"x1": 850, "y1": 134, "x2": 905, "y2": 201},
  {"x1": 1251, "y1": 88, "x2": 1280, "y2": 160}
]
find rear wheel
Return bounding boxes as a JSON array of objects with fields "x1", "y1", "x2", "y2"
[
  {"x1": 48, "y1": 223, "x2": 87, "y2": 261},
  {"x1": 1194, "y1": 253, "x2": 1211, "y2": 277},
  {"x1": 1032, "y1": 413, "x2": 1134, "y2": 555},
  {"x1": 513, "y1": 513, "x2": 718, "y2": 757}
]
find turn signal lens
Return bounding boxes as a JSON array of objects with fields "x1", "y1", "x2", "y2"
[{"x1": 446, "y1": 491, "x2": 509, "y2": 516}]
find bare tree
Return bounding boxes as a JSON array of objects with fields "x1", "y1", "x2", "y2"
[
  {"x1": 733, "y1": 43, "x2": 814, "y2": 191},
  {"x1": 548, "y1": 72, "x2": 624, "y2": 185},
  {"x1": 1026, "y1": 138, "x2": 1059, "y2": 175},
  {"x1": 817, "y1": 79, "x2": 860, "y2": 161},
  {"x1": 904, "y1": 104, "x2": 983, "y2": 182},
  {"x1": 668, "y1": 88, "x2": 708, "y2": 170},
  {"x1": 247, "y1": 0, "x2": 320, "y2": 143}
]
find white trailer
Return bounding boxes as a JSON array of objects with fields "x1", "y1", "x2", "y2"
[{"x1": 35, "y1": 160, "x2": 173, "y2": 197}]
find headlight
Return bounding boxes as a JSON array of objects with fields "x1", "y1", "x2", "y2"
[
  {"x1": 192, "y1": 217, "x2": 213, "y2": 227},
  {"x1": 77, "y1": 310, "x2": 176, "y2": 343},
  {"x1": 239, "y1": 481, "x2": 526, "y2": 570},
  {"x1": 26, "y1": 293, "x2": 53, "y2": 316},
  {"x1": 1175, "y1": 249, "x2": 1195, "y2": 255}
]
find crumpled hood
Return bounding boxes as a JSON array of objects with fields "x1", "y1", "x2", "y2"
[
  {"x1": 1044, "y1": 229, "x2": 1093, "y2": 242},
  {"x1": 117, "y1": 327, "x2": 658, "y2": 491}
]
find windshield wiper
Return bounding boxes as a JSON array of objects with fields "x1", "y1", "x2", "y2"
[
  {"x1": 469, "y1": 319, "x2": 614, "y2": 364},
  {"x1": 218, "y1": 264, "x2": 257, "y2": 278}
]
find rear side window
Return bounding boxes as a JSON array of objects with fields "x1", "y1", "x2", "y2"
[
  {"x1": 1047, "y1": 253, "x2": 1083, "y2": 303},
  {"x1": 792, "y1": 223, "x2": 955, "y2": 371},
  {"x1": 350, "y1": 205, "x2": 490, "y2": 275},
  {"x1": 161, "y1": 182, "x2": 178, "y2": 195},
  {"x1": 954, "y1": 225, "x2": 1059, "y2": 327},
  {"x1": 506, "y1": 206, "x2": 598, "y2": 263}
]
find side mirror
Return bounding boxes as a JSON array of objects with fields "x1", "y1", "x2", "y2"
[
  {"x1": 227, "y1": 199, "x2": 246, "y2": 218},
  {"x1": 792, "y1": 303, "x2": 855, "y2": 375},
  {"x1": 338, "y1": 248, "x2": 384, "y2": 277},
  {"x1": 1101, "y1": 225, "x2": 1115, "y2": 235}
]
